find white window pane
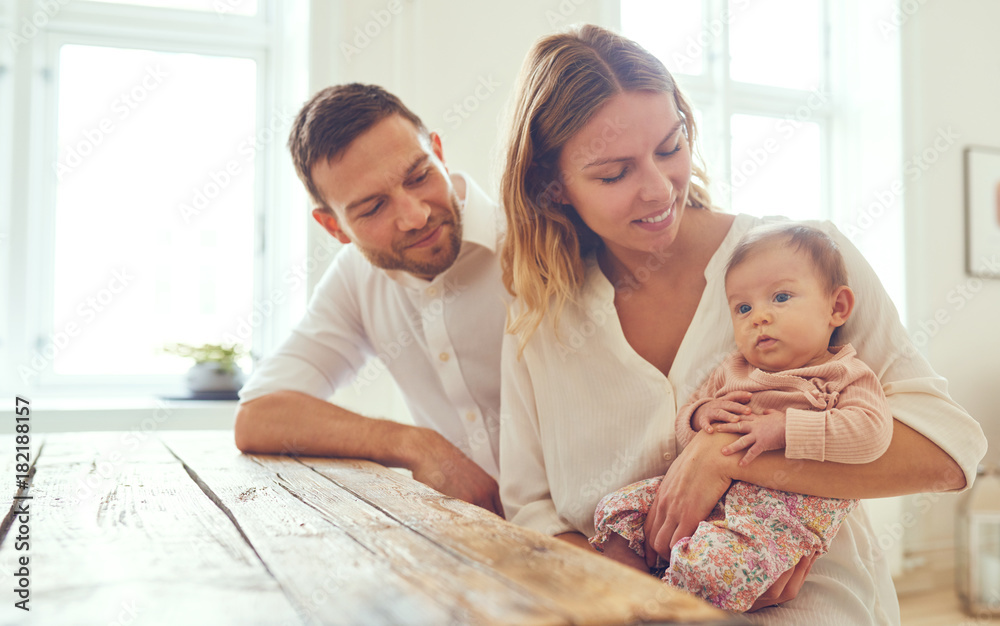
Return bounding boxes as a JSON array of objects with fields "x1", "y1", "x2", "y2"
[
  {"x1": 88, "y1": 0, "x2": 257, "y2": 17},
  {"x1": 52, "y1": 44, "x2": 257, "y2": 376},
  {"x1": 729, "y1": 0, "x2": 822, "y2": 91},
  {"x1": 621, "y1": 0, "x2": 705, "y2": 76},
  {"x1": 730, "y1": 113, "x2": 821, "y2": 221}
]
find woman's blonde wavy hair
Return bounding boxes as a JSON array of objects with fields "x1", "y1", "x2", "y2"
[{"x1": 500, "y1": 24, "x2": 713, "y2": 351}]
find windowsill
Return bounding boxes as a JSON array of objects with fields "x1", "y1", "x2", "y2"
[{"x1": 6, "y1": 396, "x2": 238, "y2": 434}]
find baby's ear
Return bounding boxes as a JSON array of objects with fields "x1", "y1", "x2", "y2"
[{"x1": 830, "y1": 285, "x2": 855, "y2": 327}]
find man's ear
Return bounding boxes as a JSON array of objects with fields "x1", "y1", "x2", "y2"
[
  {"x1": 429, "y1": 131, "x2": 447, "y2": 169},
  {"x1": 312, "y1": 208, "x2": 352, "y2": 244},
  {"x1": 830, "y1": 285, "x2": 855, "y2": 328}
]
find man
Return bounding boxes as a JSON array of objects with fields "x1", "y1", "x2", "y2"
[{"x1": 234, "y1": 84, "x2": 507, "y2": 515}]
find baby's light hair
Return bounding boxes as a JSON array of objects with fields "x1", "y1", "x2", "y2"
[{"x1": 726, "y1": 224, "x2": 848, "y2": 294}]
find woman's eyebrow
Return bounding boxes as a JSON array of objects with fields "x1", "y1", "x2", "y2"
[
  {"x1": 583, "y1": 121, "x2": 684, "y2": 169},
  {"x1": 657, "y1": 121, "x2": 684, "y2": 145}
]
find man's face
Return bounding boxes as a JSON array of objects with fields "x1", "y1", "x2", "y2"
[{"x1": 310, "y1": 115, "x2": 463, "y2": 280}]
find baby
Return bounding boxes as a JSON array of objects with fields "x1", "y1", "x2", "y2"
[{"x1": 590, "y1": 223, "x2": 893, "y2": 612}]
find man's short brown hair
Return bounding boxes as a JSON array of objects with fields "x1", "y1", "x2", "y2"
[{"x1": 287, "y1": 83, "x2": 427, "y2": 207}]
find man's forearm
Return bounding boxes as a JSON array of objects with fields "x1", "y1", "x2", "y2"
[
  {"x1": 724, "y1": 419, "x2": 966, "y2": 499},
  {"x1": 233, "y1": 390, "x2": 429, "y2": 469}
]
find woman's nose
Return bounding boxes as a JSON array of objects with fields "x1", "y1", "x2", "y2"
[{"x1": 638, "y1": 161, "x2": 674, "y2": 203}]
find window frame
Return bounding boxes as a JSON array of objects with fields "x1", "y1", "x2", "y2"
[
  {"x1": 2, "y1": 0, "x2": 308, "y2": 397},
  {"x1": 615, "y1": 0, "x2": 905, "y2": 314},
  {"x1": 619, "y1": 0, "x2": 835, "y2": 221}
]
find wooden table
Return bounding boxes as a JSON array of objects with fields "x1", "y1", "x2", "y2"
[{"x1": 0, "y1": 430, "x2": 741, "y2": 625}]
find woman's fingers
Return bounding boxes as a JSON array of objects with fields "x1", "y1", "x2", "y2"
[
  {"x1": 748, "y1": 551, "x2": 818, "y2": 612},
  {"x1": 643, "y1": 482, "x2": 669, "y2": 567}
]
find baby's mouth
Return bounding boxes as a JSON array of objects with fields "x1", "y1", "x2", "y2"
[{"x1": 756, "y1": 336, "x2": 777, "y2": 349}]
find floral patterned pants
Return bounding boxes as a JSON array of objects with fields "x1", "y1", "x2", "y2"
[{"x1": 591, "y1": 477, "x2": 857, "y2": 612}]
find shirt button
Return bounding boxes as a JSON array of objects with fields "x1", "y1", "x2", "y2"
[
  {"x1": 465, "y1": 411, "x2": 477, "y2": 422},
  {"x1": 663, "y1": 452, "x2": 673, "y2": 461},
  {"x1": 439, "y1": 352, "x2": 450, "y2": 362}
]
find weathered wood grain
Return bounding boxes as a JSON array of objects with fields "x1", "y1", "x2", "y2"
[
  {"x1": 161, "y1": 431, "x2": 566, "y2": 625},
  {"x1": 0, "y1": 432, "x2": 302, "y2": 626},
  {"x1": 0, "y1": 430, "x2": 742, "y2": 625},
  {"x1": 302, "y1": 455, "x2": 732, "y2": 626}
]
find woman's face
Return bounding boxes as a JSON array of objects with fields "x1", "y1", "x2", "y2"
[{"x1": 556, "y1": 91, "x2": 692, "y2": 261}]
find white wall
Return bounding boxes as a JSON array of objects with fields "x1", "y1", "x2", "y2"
[
  {"x1": 321, "y1": 0, "x2": 616, "y2": 192},
  {"x1": 900, "y1": 0, "x2": 1000, "y2": 570}
]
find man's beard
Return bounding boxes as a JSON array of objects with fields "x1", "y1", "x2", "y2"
[{"x1": 357, "y1": 191, "x2": 464, "y2": 278}]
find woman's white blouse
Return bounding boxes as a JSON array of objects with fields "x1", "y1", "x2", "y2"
[{"x1": 499, "y1": 213, "x2": 987, "y2": 625}]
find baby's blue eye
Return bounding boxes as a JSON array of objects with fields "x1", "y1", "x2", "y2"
[
  {"x1": 775, "y1": 293, "x2": 790, "y2": 303},
  {"x1": 738, "y1": 304, "x2": 751, "y2": 314}
]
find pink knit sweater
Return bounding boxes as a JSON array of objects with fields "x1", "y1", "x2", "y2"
[{"x1": 675, "y1": 344, "x2": 892, "y2": 463}]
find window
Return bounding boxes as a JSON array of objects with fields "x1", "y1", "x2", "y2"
[
  {"x1": 2, "y1": 0, "x2": 308, "y2": 396},
  {"x1": 622, "y1": 0, "x2": 829, "y2": 219},
  {"x1": 620, "y1": 0, "x2": 905, "y2": 312}
]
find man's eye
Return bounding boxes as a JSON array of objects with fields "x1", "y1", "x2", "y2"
[
  {"x1": 774, "y1": 293, "x2": 791, "y2": 303},
  {"x1": 407, "y1": 170, "x2": 430, "y2": 186},
  {"x1": 738, "y1": 304, "x2": 751, "y2": 315},
  {"x1": 360, "y1": 201, "x2": 383, "y2": 217}
]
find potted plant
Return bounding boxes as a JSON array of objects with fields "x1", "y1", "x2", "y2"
[{"x1": 163, "y1": 342, "x2": 247, "y2": 395}]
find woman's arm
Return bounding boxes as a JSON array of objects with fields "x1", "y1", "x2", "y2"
[
  {"x1": 555, "y1": 532, "x2": 595, "y2": 551},
  {"x1": 821, "y1": 221, "x2": 986, "y2": 487},
  {"x1": 643, "y1": 418, "x2": 964, "y2": 561}
]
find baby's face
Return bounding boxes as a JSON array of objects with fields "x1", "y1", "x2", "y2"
[{"x1": 725, "y1": 243, "x2": 842, "y2": 373}]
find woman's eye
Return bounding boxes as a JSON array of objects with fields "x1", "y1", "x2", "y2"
[
  {"x1": 774, "y1": 293, "x2": 791, "y2": 303},
  {"x1": 656, "y1": 142, "x2": 682, "y2": 157},
  {"x1": 738, "y1": 304, "x2": 751, "y2": 315},
  {"x1": 599, "y1": 168, "x2": 628, "y2": 184}
]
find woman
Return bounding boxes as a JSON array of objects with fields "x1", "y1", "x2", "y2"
[{"x1": 498, "y1": 24, "x2": 986, "y2": 623}]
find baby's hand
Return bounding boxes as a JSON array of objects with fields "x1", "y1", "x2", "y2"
[
  {"x1": 714, "y1": 409, "x2": 786, "y2": 466},
  {"x1": 691, "y1": 391, "x2": 752, "y2": 433}
]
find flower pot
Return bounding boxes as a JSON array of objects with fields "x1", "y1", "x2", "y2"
[{"x1": 185, "y1": 361, "x2": 245, "y2": 394}]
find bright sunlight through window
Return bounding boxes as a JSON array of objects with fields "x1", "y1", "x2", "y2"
[{"x1": 53, "y1": 45, "x2": 257, "y2": 376}]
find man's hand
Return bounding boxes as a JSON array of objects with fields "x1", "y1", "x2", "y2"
[
  {"x1": 407, "y1": 429, "x2": 505, "y2": 517},
  {"x1": 642, "y1": 430, "x2": 736, "y2": 567},
  {"x1": 713, "y1": 408, "x2": 786, "y2": 466},
  {"x1": 691, "y1": 391, "x2": 752, "y2": 433}
]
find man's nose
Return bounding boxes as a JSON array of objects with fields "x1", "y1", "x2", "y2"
[{"x1": 395, "y1": 193, "x2": 431, "y2": 231}]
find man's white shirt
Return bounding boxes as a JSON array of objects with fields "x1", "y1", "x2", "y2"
[{"x1": 240, "y1": 173, "x2": 507, "y2": 477}]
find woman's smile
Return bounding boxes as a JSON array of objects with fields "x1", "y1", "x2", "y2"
[{"x1": 634, "y1": 201, "x2": 676, "y2": 231}]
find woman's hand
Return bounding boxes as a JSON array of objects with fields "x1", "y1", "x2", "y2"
[
  {"x1": 748, "y1": 552, "x2": 818, "y2": 612},
  {"x1": 642, "y1": 430, "x2": 737, "y2": 567}
]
